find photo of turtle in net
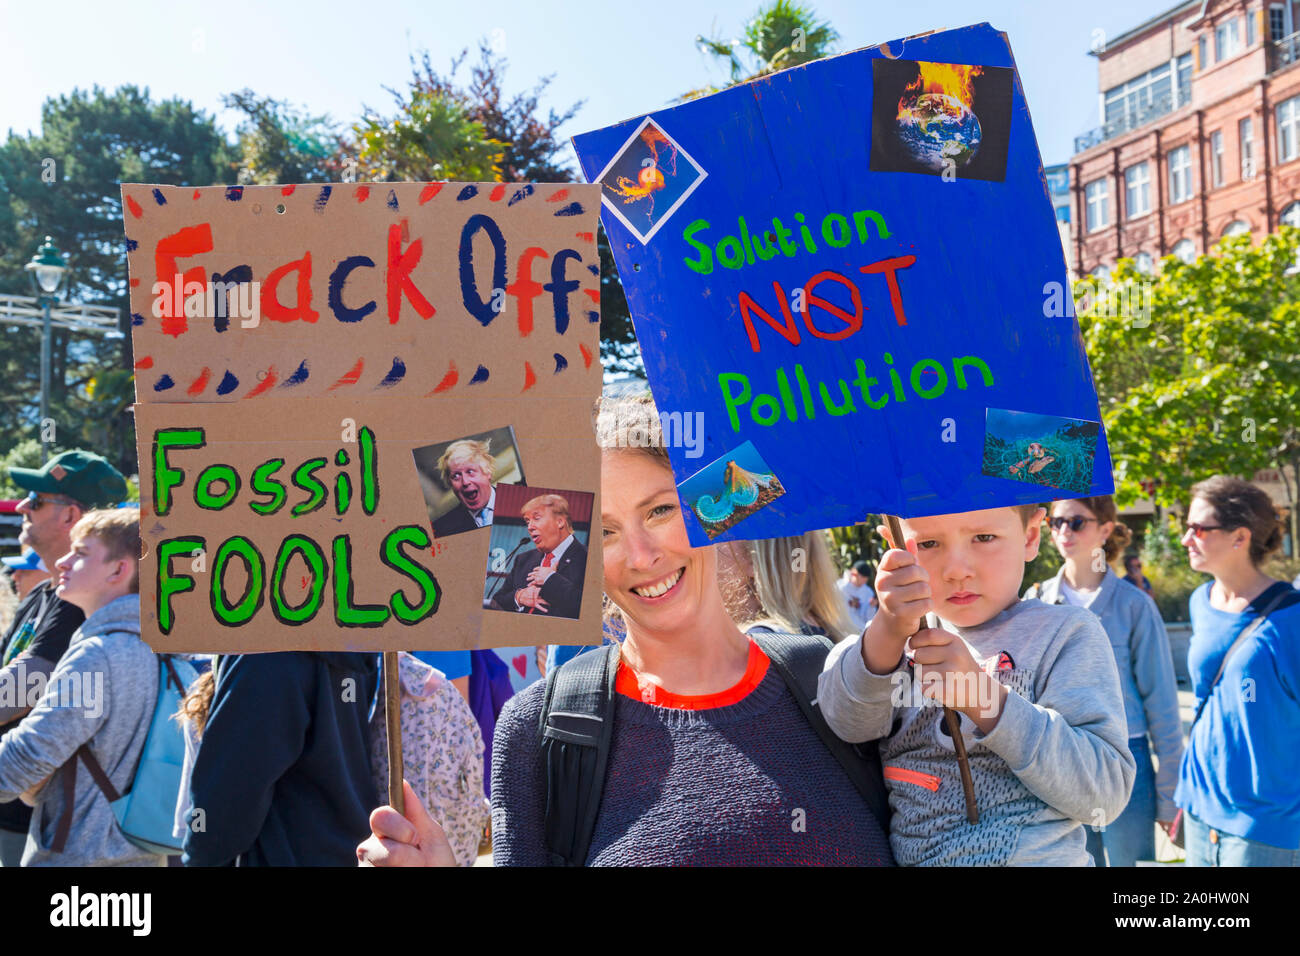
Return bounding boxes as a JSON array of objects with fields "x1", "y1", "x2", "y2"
[
  {"x1": 981, "y1": 408, "x2": 1100, "y2": 495},
  {"x1": 678, "y1": 440, "x2": 786, "y2": 539}
]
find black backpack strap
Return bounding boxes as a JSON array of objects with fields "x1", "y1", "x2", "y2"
[
  {"x1": 751, "y1": 632, "x2": 891, "y2": 833},
  {"x1": 539, "y1": 644, "x2": 620, "y2": 867}
]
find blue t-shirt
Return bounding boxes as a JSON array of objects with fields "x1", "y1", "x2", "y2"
[
  {"x1": 410, "y1": 651, "x2": 472, "y2": 681},
  {"x1": 1175, "y1": 581, "x2": 1300, "y2": 848}
]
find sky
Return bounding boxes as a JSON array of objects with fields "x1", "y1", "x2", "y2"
[{"x1": 0, "y1": 0, "x2": 1180, "y2": 169}]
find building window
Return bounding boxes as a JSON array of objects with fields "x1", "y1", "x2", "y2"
[
  {"x1": 1134, "y1": 251, "x2": 1154, "y2": 274},
  {"x1": 1248, "y1": 9, "x2": 1258, "y2": 46},
  {"x1": 1216, "y1": 18, "x2": 1241, "y2": 61},
  {"x1": 1280, "y1": 201, "x2": 1300, "y2": 227},
  {"x1": 1271, "y1": 5, "x2": 1287, "y2": 41},
  {"x1": 1172, "y1": 238, "x2": 1196, "y2": 263},
  {"x1": 1125, "y1": 162, "x2": 1151, "y2": 217},
  {"x1": 1055, "y1": 204, "x2": 1071, "y2": 223},
  {"x1": 1278, "y1": 95, "x2": 1300, "y2": 162},
  {"x1": 1104, "y1": 63, "x2": 1175, "y2": 130},
  {"x1": 1168, "y1": 145, "x2": 1193, "y2": 203},
  {"x1": 1241, "y1": 117, "x2": 1256, "y2": 179},
  {"x1": 1199, "y1": 35, "x2": 1208, "y2": 68},
  {"x1": 1222, "y1": 219, "x2": 1250, "y2": 237},
  {"x1": 1086, "y1": 179, "x2": 1110, "y2": 232},
  {"x1": 1211, "y1": 130, "x2": 1225, "y2": 187},
  {"x1": 1176, "y1": 53, "x2": 1192, "y2": 104}
]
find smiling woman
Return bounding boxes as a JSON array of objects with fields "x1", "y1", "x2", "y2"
[{"x1": 357, "y1": 392, "x2": 894, "y2": 867}]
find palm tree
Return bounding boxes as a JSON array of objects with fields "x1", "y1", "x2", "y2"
[{"x1": 688, "y1": 1, "x2": 839, "y2": 98}]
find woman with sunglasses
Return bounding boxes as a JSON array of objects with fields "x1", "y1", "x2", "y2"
[
  {"x1": 1026, "y1": 496, "x2": 1183, "y2": 866},
  {"x1": 358, "y1": 394, "x2": 893, "y2": 867},
  {"x1": 1175, "y1": 476, "x2": 1300, "y2": 866}
]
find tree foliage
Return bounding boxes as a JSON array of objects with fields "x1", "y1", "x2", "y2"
[
  {"x1": 688, "y1": 0, "x2": 839, "y2": 98},
  {"x1": 223, "y1": 89, "x2": 342, "y2": 184},
  {"x1": 0, "y1": 86, "x2": 232, "y2": 475},
  {"x1": 1081, "y1": 230, "x2": 1300, "y2": 543}
]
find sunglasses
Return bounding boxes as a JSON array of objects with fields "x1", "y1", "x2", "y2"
[
  {"x1": 1049, "y1": 515, "x2": 1097, "y2": 532},
  {"x1": 22, "y1": 491, "x2": 75, "y2": 511},
  {"x1": 1184, "y1": 522, "x2": 1227, "y2": 539}
]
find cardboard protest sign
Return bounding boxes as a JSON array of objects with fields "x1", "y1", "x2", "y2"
[
  {"x1": 574, "y1": 22, "x2": 1113, "y2": 545},
  {"x1": 124, "y1": 182, "x2": 603, "y2": 652}
]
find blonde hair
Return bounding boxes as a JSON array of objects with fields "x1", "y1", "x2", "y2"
[
  {"x1": 437, "y1": 439, "x2": 495, "y2": 486},
  {"x1": 177, "y1": 669, "x2": 215, "y2": 738},
  {"x1": 743, "y1": 533, "x2": 857, "y2": 640},
  {"x1": 522, "y1": 493, "x2": 571, "y2": 530},
  {"x1": 71, "y1": 507, "x2": 140, "y2": 593}
]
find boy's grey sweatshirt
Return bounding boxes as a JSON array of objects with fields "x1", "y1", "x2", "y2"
[
  {"x1": 0, "y1": 595, "x2": 164, "y2": 866},
  {"x1": 818, "y1": 599, "x2": 1135, "y2": 866}
]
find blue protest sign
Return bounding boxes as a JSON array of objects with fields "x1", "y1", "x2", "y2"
[{"x1": 574, "y1": 22, "x2": 1113, "y2": 545}]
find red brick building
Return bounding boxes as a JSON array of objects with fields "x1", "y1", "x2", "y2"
[{"x1": 1072, "y1": 0, "x2": 1300, "y2": 275}]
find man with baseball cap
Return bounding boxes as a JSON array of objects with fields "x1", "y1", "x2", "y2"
[
  {"x1": 2, "y1": 551, "x2": 49, "y2": 602},
  {"x1": 0, "y1": 449, "x2": 126, "y2": 865}
]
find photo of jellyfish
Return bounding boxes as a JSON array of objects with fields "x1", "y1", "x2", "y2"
[
  {"x1": 982, "y1": 408, "x2": 1101, "y2": 495},
  {"x1": 678, "y1": 440, "x2": 786, "y2": 539},
  {"x1": 593, "y1": 116, "x2": 707, "y2": 243},
  {"x1": 870, "y1": 58, "x2": 1012, "y2": 182}
]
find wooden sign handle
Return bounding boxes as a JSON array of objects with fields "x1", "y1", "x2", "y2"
[
  {"x1": 882, "y1": 514, "x2": 979, "y2": 825},
  {"x1": 383, "y1": 651, "x2": 405, "y2": 816}
]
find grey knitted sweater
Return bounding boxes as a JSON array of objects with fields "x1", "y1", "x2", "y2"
[
  {"x1": 0, "y1": 595, "x2": 164, "y2": 866},
  {"x1": 818, "y1": 599, "x2": 1135, "y2": 865},
  {"x1": 491, "y1": 662, "x2": 894, "y2": 866}
]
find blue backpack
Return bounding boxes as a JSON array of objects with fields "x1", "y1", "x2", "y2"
[{"x1": 52, "y1": 655, "x2": 202, "y2": 856}]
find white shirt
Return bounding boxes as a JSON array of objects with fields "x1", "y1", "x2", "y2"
[
  {"x1": 839, "y1": 577, "x2": 876, "y2": 631},
  {"x1": 473, "y1": 487, "x2": 497, "y2": 528},
  {"x1": 1059, "y1": 577, "x2": 1099, "y2": 609}
]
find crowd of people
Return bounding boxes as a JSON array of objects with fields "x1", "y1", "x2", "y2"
[{"x1": 1, "y1": 406, "x2": 1297, "y2": 867}]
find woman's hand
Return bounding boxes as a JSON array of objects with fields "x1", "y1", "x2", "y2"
[{"x1": 357, "y1": 780, "x2": 459, "y2": 867}]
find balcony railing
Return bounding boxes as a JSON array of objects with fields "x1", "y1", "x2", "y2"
[
  {"x1": 1074, "y1": 91, "x2": 1179, "y2": 154},
  {"x1": 1272, "y1": 31, "x2": 1300, "y2": 70}
]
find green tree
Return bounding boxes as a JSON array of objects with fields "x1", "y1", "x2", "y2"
[
  {"x1": 0, "y1": 86, "x2": 233, "y2": 474},
  {"x1": 352, "y1": 89, "x2": 503, "y2": 183},
  {"x1": 1081, "y1": 230, "x2": 1300, "y2": 545},
  {"x1": 688, "y1": 0, "x2": 839, "y2": 98},
  {"x1": 223, "y1": 89, "x2": 342, "y2": 184}
]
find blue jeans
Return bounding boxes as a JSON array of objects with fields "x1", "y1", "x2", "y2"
[
  {"x1": 1085, "y1": 736, "x2": 1155, "y2": 867},
  {"x1": 1185, "y1": 812, "x2": 1300, "y2": 866}
]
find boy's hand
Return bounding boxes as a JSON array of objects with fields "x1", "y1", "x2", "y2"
[
  {"x1": 861, "y1": 535, "x2": 932, "y2": 674},
  {"x1": 909, "y1": 629, "x2": 1008, "y2": 733}
]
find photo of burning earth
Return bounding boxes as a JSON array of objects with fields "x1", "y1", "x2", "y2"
[{"x1": 870, "y1": 58, "x2": 1012, "y2": 181}]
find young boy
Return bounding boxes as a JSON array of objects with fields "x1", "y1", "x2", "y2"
[
  {"x1": 818, "y1": 505, "x2": 1135, "y2": 866},
  {"x1": 0, "y1": 507, "x2": 165, "y2": 866}
]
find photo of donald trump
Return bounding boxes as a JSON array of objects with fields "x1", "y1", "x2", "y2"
[
  {"x1": 486, "y1": 490, "x2": 590, "y2": 620},
  {"x1": 412, "y1": 428, "x2": 526, "y2": 539}
]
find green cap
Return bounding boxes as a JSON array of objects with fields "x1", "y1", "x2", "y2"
[{"x1": 9, "y1": 450, "x2": 127, "y2": 509}]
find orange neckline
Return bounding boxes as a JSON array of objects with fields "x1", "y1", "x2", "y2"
[{"x1": 615, "y1": 640, "x2": 770, "y2": 709}]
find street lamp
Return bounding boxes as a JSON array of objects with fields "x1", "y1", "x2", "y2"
[{"x1": 24, "y1": 236, "x2": 68, "y2": 462}]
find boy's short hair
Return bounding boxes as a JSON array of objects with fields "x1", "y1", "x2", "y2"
[
  {"x1": 1013, "y1": 503, "x2": 1046, "y2": 526},
  {"x1": 72, "y1": 507, "x2": 140, "y2": 594}
]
